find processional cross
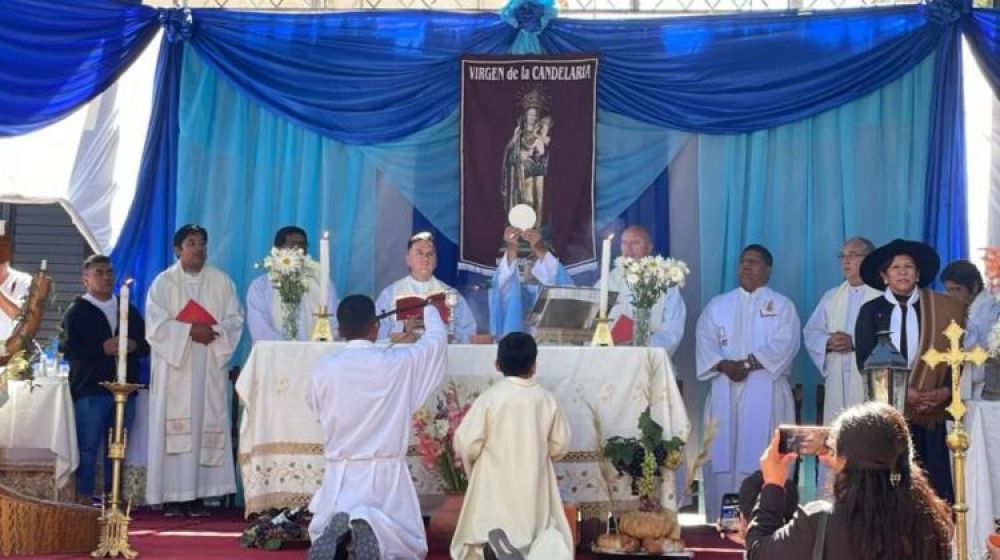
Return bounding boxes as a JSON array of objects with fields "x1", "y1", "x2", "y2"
[{"x1": 920, "y1": 319, "x2": 989, "y2": 560}]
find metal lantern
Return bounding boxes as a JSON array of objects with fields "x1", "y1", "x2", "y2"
[{"x1": 862, "y1": 330, "x2": 911, "y2": 410}]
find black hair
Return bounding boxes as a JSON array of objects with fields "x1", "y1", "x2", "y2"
[
  {"x1": 741, "y1": 244, "x2": 773, "y2": 268},
  {"x1": 273, "y1": 226, "x2": 308, "y2": 249},
  {"x1": 173, "y1": 224, "x2": 207, "y2": 249},
  {"x1": 496, "y1": 332, "x2": 537, "y2": 377},
  {"x1": 82, "y1": 254, "x2": 112, "y2": 272},
  {"x1": 831, "y1": 403, "x2": 953, "y2": 560},
  {"x1": 336, "y1": 294, "x2": 376, "y2": 340},
  {"x1": 940, "y1": 259, "x2": 984, "y2": 295}
]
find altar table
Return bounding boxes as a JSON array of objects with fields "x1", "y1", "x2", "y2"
[
  {"x1": 0, "y1": 378, "x2": 78, "y2": 493},
  {"x1": 235, "y1": 343, "x2": 690, "y2": 517},
  {"x1": 966, "y1": 400, "x2": 1000, "y2": 560}
]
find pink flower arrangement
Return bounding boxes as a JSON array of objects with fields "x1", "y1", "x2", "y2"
[{"x1": 412, "y1": 382, "x2": 473, "y2": 492}]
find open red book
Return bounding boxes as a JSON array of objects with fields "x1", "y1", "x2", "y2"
[
  {"x1": 394, "y1": 294, "x2": 450, "y2": 323},
  {"x1": 176, "y1": 299, "x2": 217, "y2": 325},
  {"x1": 611, "y1": 314, "x2": 634, "y2": 345}
]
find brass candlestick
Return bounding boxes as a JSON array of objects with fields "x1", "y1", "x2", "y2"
[
  {"x1": 591, "y1": 317, "x2": 614, "y2": 347},
  {"x1": 920, "y1": 320, "x2": 988, "y2": 560},
  {"x1": 311, "y1": 305, "x2": 334, "y2": 342},
  {"x1": 93, "y1": 381, "x2": 142, "y2": 559}
]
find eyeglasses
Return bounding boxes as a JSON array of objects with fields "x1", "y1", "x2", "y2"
[{"x1": 837, "y1": 252, "x2": 867, "y2": 260}]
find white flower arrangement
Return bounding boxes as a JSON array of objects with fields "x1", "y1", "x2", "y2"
[
  {"x1": 257, "y1": 247, "x2": 319, "y2": 306},
  {"x1": 616, "y1": 255, "x2": 690, "y2": 310}
]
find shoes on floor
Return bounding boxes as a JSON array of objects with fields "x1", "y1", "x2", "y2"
[
  {"x1": 347, "y1": 519, "x2": 380, "y2": 560},
  {"x1": 487, "y1": 529, "x2": 525, "y2": 560},
  {"x1": 162, "y1": 503, "x2": 185, "y2": 518},
  {"x1": 309, "y1": 512, "x2": 351, "y2": 560},
  {"x1": 185, "y1": 500, "x2": 211, "y2": 518}
]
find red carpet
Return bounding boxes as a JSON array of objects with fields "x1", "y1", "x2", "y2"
[{"x1": 26, "y1": 509, "x2": 742, "y2": 559}]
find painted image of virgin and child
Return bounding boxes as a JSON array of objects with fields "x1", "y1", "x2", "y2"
[{"x1": 501, "y1": 87, "x2": 554, "y2": 228}]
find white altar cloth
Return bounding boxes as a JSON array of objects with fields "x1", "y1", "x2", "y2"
[{"x1": 235, "y1": 343, "x2": 690, "y2": 517}]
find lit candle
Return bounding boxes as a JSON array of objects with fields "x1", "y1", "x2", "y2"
[
  {"x1": 319, "y1": 231, "x2": 330, "y2": 310},
  {"x1": 599, "y1": 233, "x2": 614, "y2": 319},
  {"x1": 116, "y1": 280, "x2": 131, "y2": 384}
]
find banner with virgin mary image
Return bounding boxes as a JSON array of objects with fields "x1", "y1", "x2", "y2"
[{"x1": 460, "y1": 56, "x2": 598, "y2": 273}]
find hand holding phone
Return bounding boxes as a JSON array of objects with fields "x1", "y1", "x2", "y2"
[
  {"x1": 718, "y1": 493, "x2": 741, "y2": 533},
  {"x1": 777, "y1": 425, "x2": 831, "y2": 455}
]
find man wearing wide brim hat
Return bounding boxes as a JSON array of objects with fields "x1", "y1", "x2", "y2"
[{"x1": 853, "y1": 238, "x2": 967, "y2": 503}]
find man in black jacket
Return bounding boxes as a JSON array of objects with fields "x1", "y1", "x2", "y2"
[{"x1": 60, "y1": 255, "x2": 150, "y2": 504}]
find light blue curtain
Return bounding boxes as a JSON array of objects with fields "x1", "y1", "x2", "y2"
[
  {"x1": 177, "y1": 41, "x2": 689, "y2": 290},
  {"x1": 175, "y1": 45, "x2": 377, "y2": 303},
  {"x1": 697, "y1": 52, "x2": 935, "y2": 314}
]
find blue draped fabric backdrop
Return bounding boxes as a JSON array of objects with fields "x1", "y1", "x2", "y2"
[
  {"x1": 0, "y1": 0, "x2": 159, "y2": 136},
  {"x1": 697, "y1": 53, "x2": 936, "y2": 420},
  {"x1": 0, "y1": 0, "x2": 983, "y2": 421},
  {"x1": 110, "y1": 37, "x2": 183, "y2": 306}
]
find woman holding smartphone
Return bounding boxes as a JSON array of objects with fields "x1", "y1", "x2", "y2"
[{"x1": 745, "y1": 402, "x2": 952, "y2": 560}]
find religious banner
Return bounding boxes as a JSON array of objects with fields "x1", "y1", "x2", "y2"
[{"x1": 460, "y1": 56, "x2": 598, "y2": 273}]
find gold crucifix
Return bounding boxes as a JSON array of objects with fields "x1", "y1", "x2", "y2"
[
  {"x1": 921, "y1": 320, "x2": 988, "y2": 423},
  {"x1": 920, "y1": 319, "x2": 988, "y2": 560}
]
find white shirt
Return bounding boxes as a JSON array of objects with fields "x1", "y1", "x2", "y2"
[
  {"x1": 0, "y1": 267, "x2": 32, "y2": 339},
  {"x1": 246, "y1": 273, "x2": 338, "y2": 343},
  {"x1": 83, "y1": 293, "x2": 119, "y2": 334},
  {"x1": 306, "y1": 305, "x2": 448, "y2": 558},
  {"x1": 802, "y1": 281, "x2": 880, "y2": 422},
  {"x1": 696, "y1": 286, "x2": 800, "y2": 473}
]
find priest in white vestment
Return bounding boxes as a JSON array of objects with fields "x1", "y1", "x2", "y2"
[
  {"x1": 307, "y1": 294, "x2": 448, "y2": 560},
  {"x1": 0, "y1": 220, "x2": 33, "y2": 340},
  {"x1": 696, "y1": 244, "x2": 799, "y2": 521},
  {"x1": 375, "y1": 231, "x2": 476, "y2": 343},
  {"x1": 940, "y1": 259, "x2": 1000, "y2": 400},
  {"x1": 490, "y1": 227, "x2": 571, "y2": 338},
  {"x1": 247, "y1": 226, "x2": 338, "y2": 343},
  {"x1": 145, "y1": 225, "x2": 244, "y2": 515},
  {"x1": 605, "y1": 225, "x2": 686, "y2": 354},
  {"x1": 803, "y1": 237, "x2": 880, "y2": 490},
  {"x1": 451, "y1": 332, "x2": 573, "y2": 560}
]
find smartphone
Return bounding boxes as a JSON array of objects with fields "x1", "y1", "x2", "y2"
[
  {"x1": 718, "y1": 493, "x2": 741, "y2": 533},
  {"x1": 778, "y1": 425, "x2": 831, "y2": 455}
]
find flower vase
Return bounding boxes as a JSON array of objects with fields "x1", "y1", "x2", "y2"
[
  {"x1": 633, "y1": 306, "x2": 652, "y2": 346},
  {"x1": 280, "y1": 300, "x2": 300, "y2": 340},
  {"x1": 427, "y1": 491, "x2": 465, "y2": 552}
]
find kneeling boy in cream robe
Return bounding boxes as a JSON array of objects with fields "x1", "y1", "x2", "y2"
[{"x1": 450, "y1": 332, "x2": 574, "y2": 560}]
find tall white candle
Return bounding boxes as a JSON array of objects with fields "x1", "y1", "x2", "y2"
[
  {"x1": 40, "y1": 259, "x2": 47, "y2": 271},
  {"x1": 116, "y1": 280, "x2": 130, "y2": 384},
  {"x1": 599, "y1": 233, "x2": 614, "y2": 319},
  {"x1": 319, "y1": 231, "x2": 330, "y2": 309}
]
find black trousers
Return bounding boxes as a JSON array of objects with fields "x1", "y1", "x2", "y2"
[{"x1": 909, "y1": 421, "x2": 954, "y2": 504}]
